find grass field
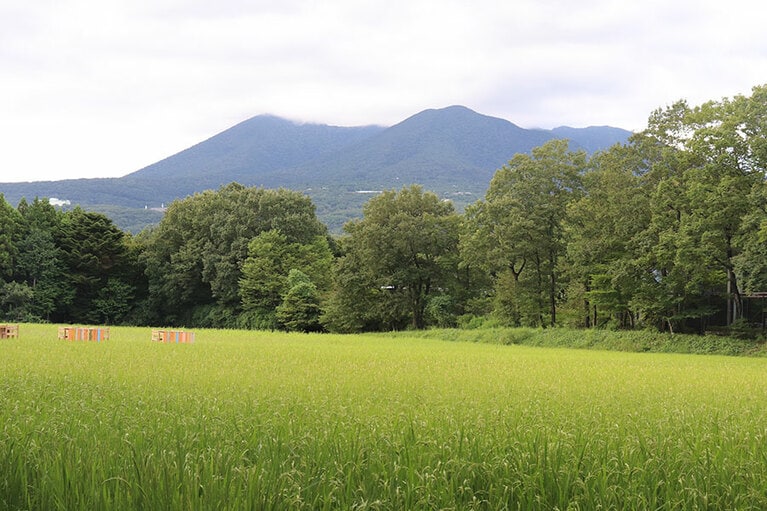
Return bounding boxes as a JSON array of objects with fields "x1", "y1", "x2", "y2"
[{"x1": 3, "y1": 324, "x2": 767, "y2": 510}]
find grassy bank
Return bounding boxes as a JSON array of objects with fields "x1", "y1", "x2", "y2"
[{"x1": 384, "y1": 326, "x2": 767, "y2": 357}]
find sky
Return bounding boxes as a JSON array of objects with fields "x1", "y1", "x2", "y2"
[{"x1": 1, "y1": 0, "x2": 766, "y2": 183}]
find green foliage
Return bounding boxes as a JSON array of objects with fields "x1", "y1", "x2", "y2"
[
  {"x1": 237, "y1": 308, "x2": 278, "y2": 330},
  {"x1": 187, "y1": 303, "x2": 241, "y2": 329},
  {"x1": 462, "y1": 139, "x2": 587, "y2": 327},
  {"x1": 491, "y1": 269, "x2": 537, "y2": 327},
  {"x1": 555, "y1": 84, "x2": 767, "y2": 332},
  {"x1": 91, "y1": 278, "x2": 135, "y2": 325},
  {"x1": 0, "y1": 196, "x2": 147, "y2": 325},
  {"x1": 424, "y1": 294, "x2": 456, "y2": 328},
  {"x1": 239, "y1": 230, "x2": 294, "y2": 311},
  {"x1": 276, "y1": 269, "x2": 323, "y2": 332},
  {"x1": 624, "y1": 86, "x2": 767, "y2": 330},
  {"x1": 0, "y1": 198, "x2": 63, "y2": 322},
  {"x1": 0, "y1": 281, "x2": 35, "y2": 321},
  {"x1": 391, "y1": 325, "x2": 767, "y2": 357},
  {"x1": 56, "y1": 207, "x2": 133, "y2": 323},
  {"x1": 320, "y1": 242, "x2": 386, "y2": 333},
  {"x1": 143, "y1": 183, "x2": 328, "y2": 326},
  {"x1": 0, "y1": 194, "x2": 22, "y2": 278},
  {"x1": 325, "y1": 185, "x2": 460, "y2": 331},
  {"x1": 563, "y1": 144, "x2": 649, "y2": 328},
  {"x1": 239, "y1": 229, "x2": 333, "y2": 331}
]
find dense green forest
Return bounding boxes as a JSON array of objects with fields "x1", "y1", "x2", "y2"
[{"x1": 2, "y1": 85, "x2": 767, "y2": 334}]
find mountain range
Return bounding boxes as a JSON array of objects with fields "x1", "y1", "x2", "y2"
[{"x1": 0, "y1": 105, "x2": 632, "y2": 232}]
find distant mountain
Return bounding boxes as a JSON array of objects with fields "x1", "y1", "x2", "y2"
[
  {"x1": 0, "y1": 106, "x2": 631, "y2": 232},
  {"x1": 122, "y1": 115, "x2": 385, "y2": 194},
  {"x1": 551, "y1": 125, "x2": 633, "y2": 154}
]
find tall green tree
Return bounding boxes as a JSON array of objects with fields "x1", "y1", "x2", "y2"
[
  {"x1": 632, "y1": 86, "x2": 767, "y2": 329},
  {"x1": 320, "y1": 237, "x2": 387, "y2": 333},
  {"x1": 734, "y1": 182, "x2": 767, "y2": 295},
  {"x1": 630, "y1": 153, "x2": 708, "y2": 332},
  {"x1": 462, "y1": 140, "x2": 586, "y2": 326},
  {"x1": 324, "y1": 185, "x2": 459, "y2": 331},
  {"x1": 564, "y1": 143, "x2": 650, "y2": 328},
  {"x1": 56, "y1": 207, "x2": 134, "y2": 324},
  {"x1": 15, "y1": 228, "x2": 69, "y2": 321},
  {"x1": 0, "y1": 281, "x2": 34, "y2": 321},
  {"x1": 0, "y1": 194, "x2": 22, "y2": 281},
  {"x1": 239, "y1": 229, "x2": 333, "y2": 329},
  {"x1": 15, "y1": 198, "x2": 69, "y2": 321},
  {"x1": 143, "y1": 183, "x2": 328, "y2": 327},
  {"x1": 276, "y1": 269, "x2": 323, "y2": 332},
  {"x1": 689, "y1": 88, "x2": 767, "y2": 324}
]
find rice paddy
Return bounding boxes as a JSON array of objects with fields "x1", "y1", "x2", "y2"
[{"x1": 3, "y1": 324, "x2": 767, "y2": 510}]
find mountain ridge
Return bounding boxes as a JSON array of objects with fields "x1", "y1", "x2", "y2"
[{"x1": 0, "y1": 106, "x2": 632, "y2": 232}]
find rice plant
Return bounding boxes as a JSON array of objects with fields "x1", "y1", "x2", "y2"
[{"x1": 2, "y1": 324, "x2": 767, "y2": 509}]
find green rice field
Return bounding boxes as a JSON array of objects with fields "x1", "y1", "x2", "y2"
[{"x1": 3, "y1": 324, "x2": 767, "y2": 510}]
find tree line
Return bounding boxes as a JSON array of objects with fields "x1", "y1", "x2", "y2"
[{"x1": 2, "y1": 85, "x2": 767, "y2": 334}]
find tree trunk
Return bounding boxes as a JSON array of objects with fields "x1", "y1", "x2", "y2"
[
  {"x1": 726, "y1": 268, "x2": 742, "y2": 325},
  {"x1": 584, "y1": 282, "x2": 591, "y2": 328},
  {"x1": 533, "y1": 253, "x2": 544, "y2": 327},
  {"x1": 549, "y1": 275, "x2": 557, "y2": 326},
  {"x1": 727, "y1": 270, "x2": 733, "y2": 326},
  {"x1": 549, "y1": 257, "x2": 557, "y2": 326},
  {"x1": 410, "y1": 279, "x2": 429, "y2": 329},
  {"x1": 548, "y1": 248, "x2": 557, "y2": 326}
]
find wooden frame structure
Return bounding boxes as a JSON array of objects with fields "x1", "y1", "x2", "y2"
[
  {"x1": 58, "y1": 326, "x2": 110, "y2": 342},
  {"x1": 152, "y1": 329, "x2": 195, "y2": 344},
  {"x1": 0, "y1": 324, "x2": 19, "y2": 339}
]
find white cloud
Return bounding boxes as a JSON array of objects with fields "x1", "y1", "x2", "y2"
[{"x1": 1, "y1": 0, "x2": 766, "y2": 182}]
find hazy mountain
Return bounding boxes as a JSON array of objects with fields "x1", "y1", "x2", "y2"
[
  {"x1": 0, "y1": 106, "x2": 631, "y2": 232},
  {"x1": 277, "y1": 106, "x2": 552, "y2": 190},
  {"x1": 122, "y1": 115, "x2": 385, "y2": 194},
  {"x1": 551, "y1": 125, "x2": 633, "y2": 154}
]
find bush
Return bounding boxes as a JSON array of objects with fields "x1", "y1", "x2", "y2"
[
  {"x1": 237, "y1": 309, "x2": 277, "y2": 331},
  {"x1": 275, "y1": 270, "x2": 322, "y2": 332},
  {"x1": 457, "y1": 314, "x2": 501, "y2": 330},
  {"x1": 383, "y1": 325, "x2": 767, "y2": 357},
  {"x1": 425, "y1": 295, "x2": 456, "y2": 328},
  {"x1": 727, "y1": 318, "x2": 763, "y2": 340}
]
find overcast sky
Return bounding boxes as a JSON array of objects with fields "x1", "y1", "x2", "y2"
[{"x1": 1, "y1": 0, "x2": 765, "y2": 183}]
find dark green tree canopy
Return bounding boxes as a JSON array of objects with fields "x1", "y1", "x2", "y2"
[
  {"x1": 239, "y1": 228, "x2": 333, "y2": 330},
  {"x1": 57, "y1": 207, "x2": 135, "y2": 323},
  {"x1": 143, "y1": 183, "x2": 328, "y2": 327},
  {"x1": 324, "y1": 185, "x2": 460, "y2": 331},
  {"x1": 276, "y1": 269, "x2": 323, "y2": 332},
  {"x1": 461, "y1": 139, "x2": 586, "y2": 326}
]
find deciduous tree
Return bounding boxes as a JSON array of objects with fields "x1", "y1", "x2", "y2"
[
  {"x1": 462, "y1": 140, "x2": 586, "y2": 326},
  {"x1": 143, "y1": 183, "x2": 328, "y2": 327},
  {"x1": 239, "y1": 229, "x2": 333, "y2": 329},
  {"x1": 276, "y1": 269, "x2": 323, "y2": 332},
  {"x1": 325, "y1": 185, "x2": 459, "y2": 331},
  {"x1": 564, "y1": 143, "x2": 649, "y2": 328}
]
